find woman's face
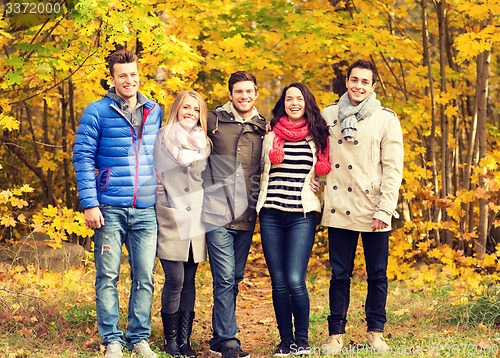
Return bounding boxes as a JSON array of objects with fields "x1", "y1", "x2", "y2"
[
  {"x1": 284, "y1": 86, "x2": 305, "y2": 123},
  {"x1": 177, "y1": 95, "x2": 200, "y2": 131}
]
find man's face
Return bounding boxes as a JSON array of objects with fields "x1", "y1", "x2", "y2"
[
  {"x1": 110, "y1": 62, "x2": 139, "y2": 102},
  {"x1": 345, "y1": 67, "x2": 375, "y2": 106},
  {"x1": 229, "y1": 80, "x2": 258, "y2": 119}
]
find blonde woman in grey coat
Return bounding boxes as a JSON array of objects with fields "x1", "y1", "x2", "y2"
[{"x1": 154, "y1": 90, "x2": 211, "y2": 358}]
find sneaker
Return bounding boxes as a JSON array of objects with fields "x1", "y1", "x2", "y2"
[
  {"x1": 322, "y1": 334, "x2": 343, "y2": 355},
  {"x1": 210, "y1": 342, "x2": 250, "y2": 357},
  {"x1": 132, "y1": 339, "x2": 158, "y2": 358},
  {"x1": 221, "y1": 339, "x2": 241, "y2": 358},
  {"x1": 367, "y1": 331, "x2": 390, "y2": 353},
  {"x1": 274, "y1": 341, "x2": 292, "y2": 357},
  {"x1": 104, "y1": 341, "x2": 123, "y2": 358},
  {"x1": 291, "y1": 338, "x2": 311, "y2": 355}
]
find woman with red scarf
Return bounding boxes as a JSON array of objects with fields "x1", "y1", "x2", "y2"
[{"x1": 256, "y1": 83, "x2": 330, "y2": 357}]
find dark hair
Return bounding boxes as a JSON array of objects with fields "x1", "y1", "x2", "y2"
[
  {"x1": 228, "y1": 71, "x2": 258, "y2": 94},
  {"x1": 108, "y1": 50, "x2": 138, "y2": 76},
  {"x1": 347, "y1": 60, "x2": 378, "y2": 85},
  {"x1": 270, "y1": 83, "x2": 328, "y2": 153}
]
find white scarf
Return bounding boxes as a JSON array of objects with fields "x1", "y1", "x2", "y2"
[{"x1": 165, "y1": 122, "x2": 208, "y2": 167}]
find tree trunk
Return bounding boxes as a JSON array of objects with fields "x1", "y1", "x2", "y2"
[
  {"x1": 437, "y1": 0, "x2": 452, "y2": 245},
  {"x1": 476, "y1": 47, "x2": 491, "y2": 259},
  {"x1": 421, "y1": 0, "x2": 440, "y2": 245}
]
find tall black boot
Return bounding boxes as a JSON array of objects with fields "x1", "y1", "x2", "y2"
[
  {"x1": 161, "y1": 311, "x2": 181, "y2": 357},
  {"x1": 177, "y1": 311, "x2": 197, "y2": 358}
]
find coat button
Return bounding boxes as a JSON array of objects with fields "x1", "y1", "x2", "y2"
[
  {"x1": 338, "y1": 139, "x2": 342, "y2": 144},
  {"x1": 348, "y1": 165, "x2": 352, "y2": 170},
  {"x1": 186, "y1": 206, "x2": 191, "y2": 211},
  {"x1": 333, "y1": 185, "x2": 338, "y2": 190},
  {"x1": 330, "y1": 209, "x2": 335, "y2": 213},
  {"x1": 354, "y1": 140, "x2": 359, "y2": 145},
  {"x1": 335, "y1": 164, "x2": 340, "y2": 168},
  {"x1": 184, "y1": 187, "x2": 189, "y2": 192},
  {"x1": 346, "y1": 211, "x2": 350, "y2": 215},
  {"x1": 365, "y1": 189, "x2": 369, "y2": 194},
  {"x1": 348, "y1": 187, "x2": 352, "y2": 192}
]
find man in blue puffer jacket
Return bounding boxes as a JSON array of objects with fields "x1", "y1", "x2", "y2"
[{"x1": 73, "y1": 50, "x2": 161, "y2": 358}]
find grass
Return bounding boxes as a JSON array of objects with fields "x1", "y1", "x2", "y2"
[{"x1": 0, "y1": 254, "x2": 499, "y2": 357}]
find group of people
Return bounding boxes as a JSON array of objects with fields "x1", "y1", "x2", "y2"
[{"x1": 72, "y1": 49, "x2": 404, "y2": 358}]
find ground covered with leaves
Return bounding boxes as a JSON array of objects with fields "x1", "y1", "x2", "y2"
[{"x1": 0, "y1": 233, "x2": 499, "y2": 357}]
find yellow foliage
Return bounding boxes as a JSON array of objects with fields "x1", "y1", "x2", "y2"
[
  {"x1": 0, "y1": 214, "x2": 16, "y2": 227},
  {"x1": 0, "y1": 114, "x2": 20, "y2": 131},
  {"x1": 479, "y1": 254, "x2": 498, "y2": 269},
  {"x1": 36, "y1": 157, "x2": 56, "y2": 172}
]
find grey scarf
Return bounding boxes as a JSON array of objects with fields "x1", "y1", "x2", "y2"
[{"x1": 338, "y1": 92, "x2": 381, "y2": 142}]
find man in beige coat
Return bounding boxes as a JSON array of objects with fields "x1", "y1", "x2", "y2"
[{"x1": 320, "y1": 60, "x2": 404, "y2": 354}]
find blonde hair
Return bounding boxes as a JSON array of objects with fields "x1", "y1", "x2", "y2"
[{"x1": 163, "y1": 90, "x2": 209, "y2": 139}]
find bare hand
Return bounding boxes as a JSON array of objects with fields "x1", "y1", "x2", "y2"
[
  {"x1": 84, "y1": 207, "x2": 105, "y2": 229},
  {"x1": 371, "y1": 218, "x2": 388, "y2": 231},
  {"x1": 310, "y1": 175, "x2": 320, "y2": 193}
]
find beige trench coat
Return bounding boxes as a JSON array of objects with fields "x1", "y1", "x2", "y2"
[{"x1": 320, "y1": 104, "x2": 404, "y2": 232}]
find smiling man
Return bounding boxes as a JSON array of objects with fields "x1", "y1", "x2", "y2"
[
  {"x1": 320, "y1": 60, "x2": 404, "y2": 354},
  {"x1": 202, "y1": 71, "x2": 267, "y2": 358},
  {"x1": 73, "y1": 50, "x2": 161, "y2": 358}
]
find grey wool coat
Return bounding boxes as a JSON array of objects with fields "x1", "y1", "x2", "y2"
[{"x1": 154, "y1": 125, "x2": 208, "y2": 263}]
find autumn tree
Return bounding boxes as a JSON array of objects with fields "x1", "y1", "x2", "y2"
[{"x1": 0, "y1": 0, "x2": 499, "y2": 264}]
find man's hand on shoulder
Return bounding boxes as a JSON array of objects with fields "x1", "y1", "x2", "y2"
[{"x1": 84, "y1": 207, "x2": 105, "y2": 229}]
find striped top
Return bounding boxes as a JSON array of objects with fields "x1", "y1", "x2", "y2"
[{"x1": 263, "y1": 139, "x2": 313, "y2": 212}]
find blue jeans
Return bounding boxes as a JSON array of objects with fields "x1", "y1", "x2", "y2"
[
  {"x1": 327, "y1": 228, "x2": 389, "y2": 334},
  {"x1": 93, "y1": 205, "x2": 157, "y2": 348},
  {"x1": 206, "y1": 226, "x2": 254, "y2": 347},
  {"x1": 259, "y1": 208, "x2": 316, "y2": 343}
]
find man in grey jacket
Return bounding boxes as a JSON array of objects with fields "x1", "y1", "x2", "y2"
[
  {"x1": 320, "y1": 60, "x2": 404, "y2": 355},
  {"x1": 202, "y1": 71, "x2": 266, "y2": 358}
]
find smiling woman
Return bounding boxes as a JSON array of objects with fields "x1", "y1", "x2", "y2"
[{"x1": 257, "y1": 82, "x2": 330, "y2": 356}]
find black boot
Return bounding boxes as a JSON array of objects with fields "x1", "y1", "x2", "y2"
[
  {"x1": 177, "y1": 311, "x2": 197, "y2": 358},
  {"x1": 161, "y1": 311, "x2": 181, "y2": 357}
]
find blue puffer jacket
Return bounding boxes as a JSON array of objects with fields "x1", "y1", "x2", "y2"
[{"x1": 73, "y1": 96, "x2": 162, "y2": 209}]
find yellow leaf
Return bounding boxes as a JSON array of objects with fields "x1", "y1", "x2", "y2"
[
  {"x1": 0, "y1": 114, "x2": 20, "y2": 131},
  {"x1": 393, "y1": 308, "x2": 410, "y2": 316},
  {"x1": 42, "y1": 205, "x2": 59, "y2": 217},
  {"x1": 37, "y1": 157, "x2": 58, "y2": 172},
  {"x1": 0, "y1": 215, "x2": 16, "y2": 227},
  {"x1": 475, "y1": 187, "x2": 489, "y2": 199},
  {"x1": 479, "y1": 254, "x2": 497, "y2": 268},
  {"x1": 444, "y1": 106, "x2": 458, "y2": 118}
]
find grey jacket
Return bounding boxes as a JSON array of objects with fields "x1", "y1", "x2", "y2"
[{"x1": 155, "y1": 125, "x2": 208, "y2": 262}]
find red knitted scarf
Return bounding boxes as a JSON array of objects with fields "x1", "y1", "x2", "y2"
[{"x1": 269, "y1": 116, "x2": 331, "y2": 175}]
